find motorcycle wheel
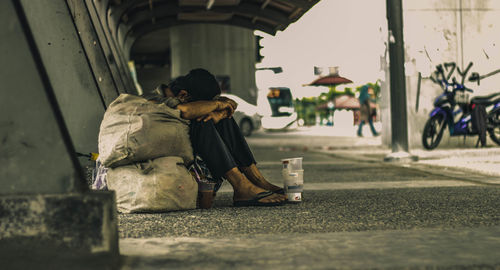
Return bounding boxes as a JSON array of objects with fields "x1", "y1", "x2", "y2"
[
  {"x1": 422, "y1": 114, "x2": 446, "y2": 150},
  {"x1": 487, "y1": 107, "x2": 500, "y2": 146}
]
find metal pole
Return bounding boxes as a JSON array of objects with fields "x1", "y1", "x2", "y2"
[
  {"x1": 385, "y1": 0, "x2": 417, "y2": 161},
  {"x1": 416, "y1": 72, "x2": 421, "y2": 112},
  {"x1": 387, "y1": 0, "x2": 408, "y2": 153}
]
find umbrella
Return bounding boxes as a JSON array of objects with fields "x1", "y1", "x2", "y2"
[
  {"x1": 307, "y1": 75, "x2": 353, "y2": 87},
  {"x1": 334, "y1": 95, "x2": 359, "y2": 109},
  {"x1": 333, "y1": 95, "x2": 377, "y2": 110},
  {"x1": 316, "y1": 95, "x2": 378, "y2": 110},
  {"x1": 316, "y1": 95, "x2": 358, "y2": 110}
]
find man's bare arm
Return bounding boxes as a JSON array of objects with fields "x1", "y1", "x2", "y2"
[
  {"x1": 177, "y1": 100, "x2": 234, "y2": 120},
  {"x1": 196, "y1": 110, "x2": 230, "y2": 123}
]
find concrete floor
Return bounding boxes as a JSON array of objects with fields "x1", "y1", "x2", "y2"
[{"x1": 118, "y1": 129, "x2": 500, "y2": 269}]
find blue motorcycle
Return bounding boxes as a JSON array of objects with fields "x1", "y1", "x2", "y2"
[{"x1": 422, "y1": 64, "x2": 500, "y2": 149}]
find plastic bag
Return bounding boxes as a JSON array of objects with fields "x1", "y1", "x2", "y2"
[
  {"x1": 188, "y1": 156, "x2": 223, "y2": 192},
  {"x1": 91, "y1": 160, "x2": 108, "y2": 190}
]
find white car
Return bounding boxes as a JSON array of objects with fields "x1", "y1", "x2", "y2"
[
  {"x1": 261, "y1": 110, "x2": 298, "y2": 130},
  {"x1": 221, "y1": 94, "x2": 262, "y2": 136}
]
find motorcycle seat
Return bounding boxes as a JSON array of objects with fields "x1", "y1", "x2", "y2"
[{"x1": 471, "y1": 92, "x2": 500, "y2": 105}]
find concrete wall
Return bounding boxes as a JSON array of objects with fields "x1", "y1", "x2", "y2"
[
  {"x1": 169, "y1": 24, "x2": 258, "y2": 104},
  {"x1": 381, "y1": 0, "x2": 500, "y2": 149}
]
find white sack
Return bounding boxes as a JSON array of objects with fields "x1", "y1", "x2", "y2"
[
  {"x1": 107, "y1": 156, "x2": 198, "y2": 213},
  {"x1": 98, "y1": 94, "x2": 193, "y2": 168}
]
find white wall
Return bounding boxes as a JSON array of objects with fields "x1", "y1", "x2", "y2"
[{"x1": 381, "y1": 0, "x2": 500, "y2": 149}]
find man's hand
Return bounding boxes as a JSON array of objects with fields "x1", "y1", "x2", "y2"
[
  {"x1": 216, "y1": 97, "x2": 238, "y2": 117},
  {"x1": 217, "y1": 96, "x2": 238, "y2": 110},
  {"x1": 216, "y1": 100, "x2": 235, "y2": 117},
  {"x1": 196, "y1": 110, "x2": 229, "y2": 124}
]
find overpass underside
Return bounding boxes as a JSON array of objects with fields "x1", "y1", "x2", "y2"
[{"x1": 0, "y1": 0, "x2": 318, "y2": 268}]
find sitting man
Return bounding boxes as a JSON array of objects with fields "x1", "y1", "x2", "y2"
[{"x1": 145, "y1": 68, "x2": 286, "y2": 206}]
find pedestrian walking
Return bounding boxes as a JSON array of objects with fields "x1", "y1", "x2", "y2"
[{"x1": 357, "y1": 85, "x2": 379, "y2": 137}]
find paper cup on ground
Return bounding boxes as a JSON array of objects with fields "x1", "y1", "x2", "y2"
[{"x1": 284, "y1": 172, "x2": 303, "y2": 203}]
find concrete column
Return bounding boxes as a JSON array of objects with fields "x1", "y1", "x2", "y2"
[
  {"x1": 136, "y1": 66, "x2": 171, "y2": 92},
  {"x1": 0, "y1": 0, "x2": 84, "y2": 195},
  {"x1": 20, "y1": 0, "x2": 106, "y2": 154},
  {"x1": 0, "y1": 1, "x2": 118, "y2": 267},
  {"x1": 67, "y1": 0, "x2": 120, "y2": 107},
  {"x1": 170, "y1": 24, "x2": 258, "y2": 104}
]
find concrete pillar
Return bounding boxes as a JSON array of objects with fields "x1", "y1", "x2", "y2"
[
  {"x1": 20, "y1": 0, "x2": 106, "y2": 154},
  {"x1": 0, "y1": 0, "x2": 118, "y2": 267},
  {"x1": 136, "y1": 66, "x2": 171, "y2": 92},
  {"x1": 66, "y1": 0, "x2": 120, "y2": 107},
  {"x1": 170, "y1": 24, "x2": 258, "y2": 104},
  {"x1": 88, "y1": 0, "x2": 137, "y2": 93}
]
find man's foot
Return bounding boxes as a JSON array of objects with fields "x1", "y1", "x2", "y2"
[
  {"x1": 225, "y1": 168, "x2": 286, "y2": 205},
  {"x1": 272, "y1": 188, "x2": 285, "y2": 195},
  {"x1": 240, "y1": 164, "x2": 284, "y2": 194},
  {"x1": 233, "y1": 191, "x2": 284, "y2": 207}
]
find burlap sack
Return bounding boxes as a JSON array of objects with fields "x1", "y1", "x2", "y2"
[
  {"x1": 98, "y1": 94, "x2": 194, "y2": 167},
  {"x1": 106, "y1": 156, "x2": 198, "y2": 213}
]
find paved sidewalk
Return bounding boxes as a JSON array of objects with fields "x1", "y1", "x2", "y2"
[
  {"x1": 258, "y1": 125, "x2": 500, "y2": 179},
  {"x1": 315, "y1": 143, "x2": 500, "y2": 180}
]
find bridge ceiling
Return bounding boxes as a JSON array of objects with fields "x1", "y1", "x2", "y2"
[{"x1": 102, "y1": 0, "x2": 319, "y2": 63}]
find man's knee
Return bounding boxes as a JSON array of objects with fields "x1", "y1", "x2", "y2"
[
  {"x1": 191, "y1": 119, "x2": 216, "y2": 131},
  {"x1": 189, "y1": 120, "x2": 218, "y2": 145},
  {"x1": 220, "y1": 117, "x2": 237, "y2": 126}
]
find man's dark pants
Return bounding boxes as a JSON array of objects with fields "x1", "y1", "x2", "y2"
[{"x1": 189, "y1": 118, "x2": 256, "y2": 179}]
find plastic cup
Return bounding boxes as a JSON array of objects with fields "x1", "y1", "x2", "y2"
[
  {"x1": 197, "y1": 181, "x2": 215, "y2": 209},
  {"x1": 283, "y1": 171, "x2": 303, "y2": 203},
  {"x1": 293, "y1": 169, "x2": 303, "y2": 181},
  {"x1": 290, "y1": 157, "x2": 303, "y2": 171},
  {"x1": 281, "y1": 157, "x2": 303, "y2": 171},
  {"x1": 282, "y1": 157, "x2": 304, "y2": 202}
]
